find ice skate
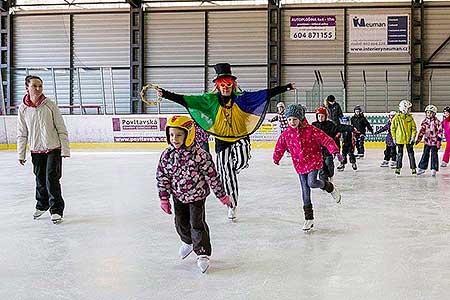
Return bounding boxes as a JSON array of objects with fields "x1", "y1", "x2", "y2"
[
  {"x1": 411, "y1": 168, "x2": 417, "y2": 176},
  {"x1": 431, "y1": 170, "x2": 437, "y2": 177},
  {"x1": 228, "y1": 207, "x2": 237, "y2": 222},
  {"x1": 352, "y1": 162, "x2": 357, "y2": 171},
  {"x1": 395, "y1": 168, "x2": 401, "y2": 176},
  {"x1": 33, "y1": 209, "x2": 47, "y2": 220},
  {"x1": 441, "y1": 162, "x2": 447, "y2": 167},
  {"x1": 51, "y1": 214, "x2": 63, "y2": 224},
  {"x1": 416, "y1": 168, "x2": 425, "y2": 176},
  {"x1": 337, "y1": 163, "x2": 345, "y2": 172},
  {"x1": 390, "y1": 161, "x2": 396, "y2": 168},
  {"x1": 179, "y1": 242, "x2": 193, "y2": 259},
  {"x1": 302, "y1": 219, "x2": 314, "y2": 232},
  {"x1": 380, "y1": 160, "x2": 389, "y2": 167},
  {"x1": 197, "y1": 255, "x2": 210, "y2": 273},
  {"x1": 330, "y1": 184, "x2": 341, "y2": 204}
]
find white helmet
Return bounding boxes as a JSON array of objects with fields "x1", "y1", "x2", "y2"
[
  {"x1": 399, "y1": 100, "x2": 412, "y2": 114},
  {"x1": 425, "y1": 104, "x2": 437, "y2": 114},
  {"x1": 389, "y1": 111, "x2": 397, "y2": 117}
]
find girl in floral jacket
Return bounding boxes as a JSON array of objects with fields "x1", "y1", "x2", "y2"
[
  {"x1": 416, "y1": 105, "x2": 443, "y2": 176},
  {"x1": 441, "y1": 106, "x2": 450, "y2": 167},
  {"x1": 273, "y1": 104, "x2": 343, "y2": 232},
  {"x1": 156, "y1": 115, "x2": 231, "y2": 273}
]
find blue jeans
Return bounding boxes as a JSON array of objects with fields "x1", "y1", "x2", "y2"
[
  {"x1": 419, "y1": 145, "x2": 439, "y2": 171},
  {"x1": 298, "y1": 170, "x2": 325, "y2": 206}
]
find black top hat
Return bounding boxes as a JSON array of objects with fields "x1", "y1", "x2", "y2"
[{"x1": 212, "y1": 63, "x2": 237, "y2": 82}]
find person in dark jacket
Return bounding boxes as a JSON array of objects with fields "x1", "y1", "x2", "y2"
[
  {"x1": 350, "y1": 105, "x2": 373, "y2": 158},
  {"x1": 337, "y1": 116, "x2": 358, "y2": 171},
  {"x1": 324, "y1": 95, "x2": 344, "y2": 125},
  {"x1": 311, "y1": 106, "x2": 353, "y2": 182}
]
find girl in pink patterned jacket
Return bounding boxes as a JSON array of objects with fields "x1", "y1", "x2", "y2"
[
  {"x1": 273, "y1": 104, "x2": 343, "y2": 232},
  {"x1": 441, "y1": 106, "x2": 450, "y2": 167},
  {"x1": 416, "y1": 105, "x2": 443, "y2": 176},
  {"x1": 156, "y1": 115, "x2": 231, "y2": 273}
]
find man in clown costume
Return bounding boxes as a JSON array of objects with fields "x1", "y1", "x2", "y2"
[{"x1": 157, "y1": 63, "x2": 294, "y2": 221}]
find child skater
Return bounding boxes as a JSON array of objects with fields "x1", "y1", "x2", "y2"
[
  {"x1": 374, "y1": 111, "x2": 397, "y2": 168},
  {"x1": 351, "y1": 105, "x2": 373, "y2": 158},
  {"x1": 156, "y1": 115, "x2": 231, "y2": 273},
  {"x1": 312, "y1": 106, "x2": 355, "y2": 182},
  {"x1": 416, "y1": 105, "x2": 443, "y2": 177},
  {"x1": 441, "y1": 106, "x2": 450, "y2": 167},
  {"x1": 337, "y1": 116, "x2": 358, "y2": 171},
  {"x1": 391, "y1": 100, "x2": 417, "y2": 176},
  {"x1": 273, "y1": 104, "x2": 342, "y2": 232},
  {"x1": 269, "y1": 101, "x2": 288, "y2": 134}
]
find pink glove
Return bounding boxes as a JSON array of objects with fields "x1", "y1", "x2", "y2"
[
  {"x1": 160, "y1": 199, "x2": 172, "y2": 215},
  {"x1": 219, "y1": 195, "x2": 231, "y2": 207},
  {"x1": 334, "y1": 152, "x2": 344, "y2": 163}
]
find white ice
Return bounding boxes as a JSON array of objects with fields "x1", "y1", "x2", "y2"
[{"x1": 1, "y1": 148, "x2": 450, "y2": 300}]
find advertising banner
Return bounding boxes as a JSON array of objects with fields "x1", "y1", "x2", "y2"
[
  {"x1": 349, "y1": 15, "x2": 409, "y2": 53},
  {"x1": 290, "y1": 15, "x2": 336, "y2": 40},
  {"x1": 112, "y1": 117, "x2": 167, "y2": 142}
]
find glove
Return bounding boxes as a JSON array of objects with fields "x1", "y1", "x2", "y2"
[
  {"x1": 219, "y1": 195, "x2": 231, "y2": 207},
  {"x1": 160, "y1": 199, "x2": 172, "y2": 215},
  {"x1": 437, "y1": 141, "x2": 441, "y2": 150},
  {"x1": 334, "y1": 152, "x2": 344, "y2": 163}
]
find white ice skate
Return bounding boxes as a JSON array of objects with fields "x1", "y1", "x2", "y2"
[
  {"x1": 51, "y1": 214, "x2": 63, "y2": 224},
  {"x1": 228, "y1": 207, "x2": 237, "y2": 222},
  {"x1": 197, "y1": 255, "x2": 210, "y2": 273},
  {"x1": 33, "y1": 209, "x2": 47, "y2": 220},
  {"x1": 390, "y1": 161, "x2": 396, "y2": 168},
  {"x1": 179, "y1": 242, "x2": 193, "y2": 259},
  {"x1": 441, "y1": 162, "x2": 448, "y2": 167},
  {"x1": 380, "y1": 160, "x2": 389, "y2": 167},
  {"x1": 431, "y1": 170, "x2": 437, "y2": 177},
  {"x1": 330, "y1": 184, "x2": 341, "y2": 204},
  {"x1": 416, "y1": 168, "x2": 426, "y2": 176},
  {"x1": 302, "y1": 220, "x2": 314, "y2": 232}
]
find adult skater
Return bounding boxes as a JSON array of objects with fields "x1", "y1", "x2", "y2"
[
  {"x1": 157, "y1": 63, "x2": 294, "y2": 222},
  {"x1": 17, "y1": 75, "x2": 70, "y2": 224}
]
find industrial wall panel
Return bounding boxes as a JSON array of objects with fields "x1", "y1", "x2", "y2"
[
  {"x1": 423, "y1": 68, "x2": 450, "y2": 110},
  {"x1": 72, "y1": 68, "x2": 130, "y2": 115},
  {"x1": 347, "y1": 8, "x2": 411, "y2": 64},
  {"x1": 145, "y1": 12, "x2": 205, "y2": 66},
  {"x1": 12, "y1": 15, "x2": 70, "y2": 107},
  {"x1": 73, "y1": 14, "x2": 130, "y2": 113},
  {"x1": 73, "y1": 14, "x2": 130, "y2": 67},
  {"x1": 347, "y1": 65, "x2": 410, "y2": 113},
  {"x1": 424, "y1": 7, "x2": 450, "y2": 62},
  {"x1": 144, "y1": 67, "x2": 205, "y2": 114},
  {"x1": 208, "y1": 10, "x2": 267, "y2": 65},
  {"x1": 282, "y1": 65, "x2": 344, "y2": 112},
  {"x1": 282, "y1": 9, "x2": 344, "y2": 65}
]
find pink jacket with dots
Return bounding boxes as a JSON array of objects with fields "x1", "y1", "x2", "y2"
[
  {"x1": 273, "y1": 123, "x2": 339, "y2": 174},
  {"x1": 443, "y1": 117, "x2": 450, "y2": 141}
]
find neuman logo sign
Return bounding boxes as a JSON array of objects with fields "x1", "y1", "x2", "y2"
[{"x1": 352, "y1": 16, "x2": 386, "y2": 28}]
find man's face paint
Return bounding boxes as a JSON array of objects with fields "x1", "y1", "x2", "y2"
[{"x1": 215, "y1": 77, "x2": 235, "y2": 97}]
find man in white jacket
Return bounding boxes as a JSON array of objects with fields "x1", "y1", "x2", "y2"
[{"x1": 17, "y1": 75, "x2": 70, "y2": 224}]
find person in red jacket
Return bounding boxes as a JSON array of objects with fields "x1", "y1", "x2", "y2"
[{"x1": 273, "y1": 104, "x2": 343, "y2": 232}]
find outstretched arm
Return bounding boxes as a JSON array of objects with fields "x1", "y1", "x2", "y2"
[{"x1": 268, "y1": 83, "x2": 295, "y2": 98}]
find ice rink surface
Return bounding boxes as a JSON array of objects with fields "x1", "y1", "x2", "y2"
[{"x1": 1, "y1": 148, "x2": 450, "y2": 300}]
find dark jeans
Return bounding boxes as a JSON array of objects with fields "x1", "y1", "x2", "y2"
[
  {"x1": 173, "y1": 198, "x2": 211, "y2": 256},
  {"x1": 418, "y1": 145, "x2": 439, "y2": 171},
  {"x1": 396, "y1": 144, "x2": 416, "y2": 169},
  {"x1": 341, "y1": 144, "x2": 356, "y2": 165},
  {"x1": 319, "y1": 156, "x2": 334, "y2": 181},
  {"x1": 31, "y1": 149, "x2": 65, "y2": 216},
  {"x1": 355, "y1": 134, "x2": 366, "y2": 155},
  {"x1": 383, "y1": 145, "x2": 397, "y2": 161}
]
